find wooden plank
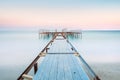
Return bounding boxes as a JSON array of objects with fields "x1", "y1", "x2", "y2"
[
  {"x1": 48, "y1": 54, "x2": 57, "y2": 80},
  {"x1": 22, "y1": 74, "x2": 33, "y2": 80},
  {"x1": 71, "y1": 55, "x2": 90, "y2": 80},
  {"x1": 68, "y1": 54, "x2": 82, "y2": 80},
  {"x1": 47, "y1": 53, "x2": 74, "y2": 54},
  {"x1": 57, "y1": 54, "x2": 65, "y2": 80},
  {"x1": 40, "y1": 54, "x2": 55, "y2": 80},
  {"x1": 64, "y1": 54, "x2": 73, "y2": 80}
]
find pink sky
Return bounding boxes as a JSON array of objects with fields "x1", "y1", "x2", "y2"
[{"x1": 0, "y1": 7, "x2": 120, "y2": 30}]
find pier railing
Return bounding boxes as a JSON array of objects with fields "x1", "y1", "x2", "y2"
[
  {"x1": 17, "y1": 33, "x2": 58, "y2": 80},
  {"x1": 63, "y1": 33, "x2": 100, "y2": 80}
]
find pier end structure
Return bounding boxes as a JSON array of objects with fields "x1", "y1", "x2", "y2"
[{"x1": 38, "y1": 29, "x2": 82, "y2": 39}]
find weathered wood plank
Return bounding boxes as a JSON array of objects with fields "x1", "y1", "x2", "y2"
[
  {"x1": 71, "y1": 55, "x2": 90, "y2": 80},
  {"x1": 48, "y1": 54, "x2": 57, "y2": 80},
  {"x1": 57, "y1": 54, "x2": 65, "y2": 80},
  {"x1": 40, "y1": 54, "x2": 55, "y2": 80},
  {"x1": 64, "y1": 54, "x2": 73, "y2": 80},
  {"x1": 68, "y1": 54, "x2": 83, "y2": 80}
]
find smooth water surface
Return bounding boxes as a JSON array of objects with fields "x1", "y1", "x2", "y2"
[
  {"x1": 69, "y1": 31, "x2": 120, "y2": 63},
  {"x1": 0, "y1": 30, "x2": 51, "y2": 80},
  {"x1": 0, "y1": 29, "x2": 120, "y2": 80}
]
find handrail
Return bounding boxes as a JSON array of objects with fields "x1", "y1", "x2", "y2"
[{"x1": 17, "y1": 33, "x2": 58, "y2": 80}]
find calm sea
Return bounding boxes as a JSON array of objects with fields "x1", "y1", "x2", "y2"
[{"x1": 0, "y1": 29, "x2": 120, "y2": 80}]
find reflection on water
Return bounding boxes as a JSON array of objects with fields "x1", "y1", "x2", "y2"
[{"x1": 0, "y1": 30, "x2": 120, "y2": 80}]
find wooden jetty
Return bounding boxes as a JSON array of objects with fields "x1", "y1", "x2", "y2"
[
  {"x1": 38, "y1": 29, "x2": 82, "y2": 39},
  {"x1": 17, "y1": 31, "x2": 100, "y2": 80}
]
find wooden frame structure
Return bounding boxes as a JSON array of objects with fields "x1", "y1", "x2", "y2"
[{"x1": 17, "y1": 31, "x2": 100, "y2": 80}]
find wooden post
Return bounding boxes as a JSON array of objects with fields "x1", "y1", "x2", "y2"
[
  {"x1": 34, "y1": 63, "x2": 38, "y2": 74},
  {"x1": 46, "y1": 48, "x2": 50, "y2": 53},
  {"x1": 94, "y1": 76, "x2": 101, "y2": 80},
  {"x1": 71, "y1": 47, "x2": 73, "y2": 51}
]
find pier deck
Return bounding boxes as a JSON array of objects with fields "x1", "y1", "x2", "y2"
[
  {"x1": 34, "y1": 54, "x2": 89, "y2": 80},
  {"x1": 33, "y1": 36, "x2": 89, "y2": 80},
  {"x1": 18, "y1": 32, "x2": 100, "y2": 80}
]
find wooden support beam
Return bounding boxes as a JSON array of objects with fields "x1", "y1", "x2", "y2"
[
  {"x1": 34, "y1": 63, "x2": 38, "y2": 74},
  {"x1": 46, "y1": 48, "x2": 50, "y2": 53},
  {"x1": 71, "y1": 47, "x2": 74, "y2": 51},
  {"x1": 22, "y1": 74, "x2": 33, "y2": 80},
  {"x1": 94, "y1": 76, "x2": 101, "y2": 80},
  {"x1": 39, "y1": 52, "x2": 46, "y2": 57},
  {"x1": 74, "y1": 52, "x2": 79, "y2": 56}
]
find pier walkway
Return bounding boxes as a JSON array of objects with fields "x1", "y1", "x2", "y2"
[
  {"x1": 34, "y1": 36, "x2": 89, "y2": 80},
  {"x1": 18, "y1": 32, "x2": 100, "y2": 80}
]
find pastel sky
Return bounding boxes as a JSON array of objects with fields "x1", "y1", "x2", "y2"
[{"x1": 0, "y1": 0, "x2": 120, "y2": 29}]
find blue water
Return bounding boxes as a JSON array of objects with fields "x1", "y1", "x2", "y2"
[{"x1": 0, "y1": 29, "x2": 120, "y2": 80}]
